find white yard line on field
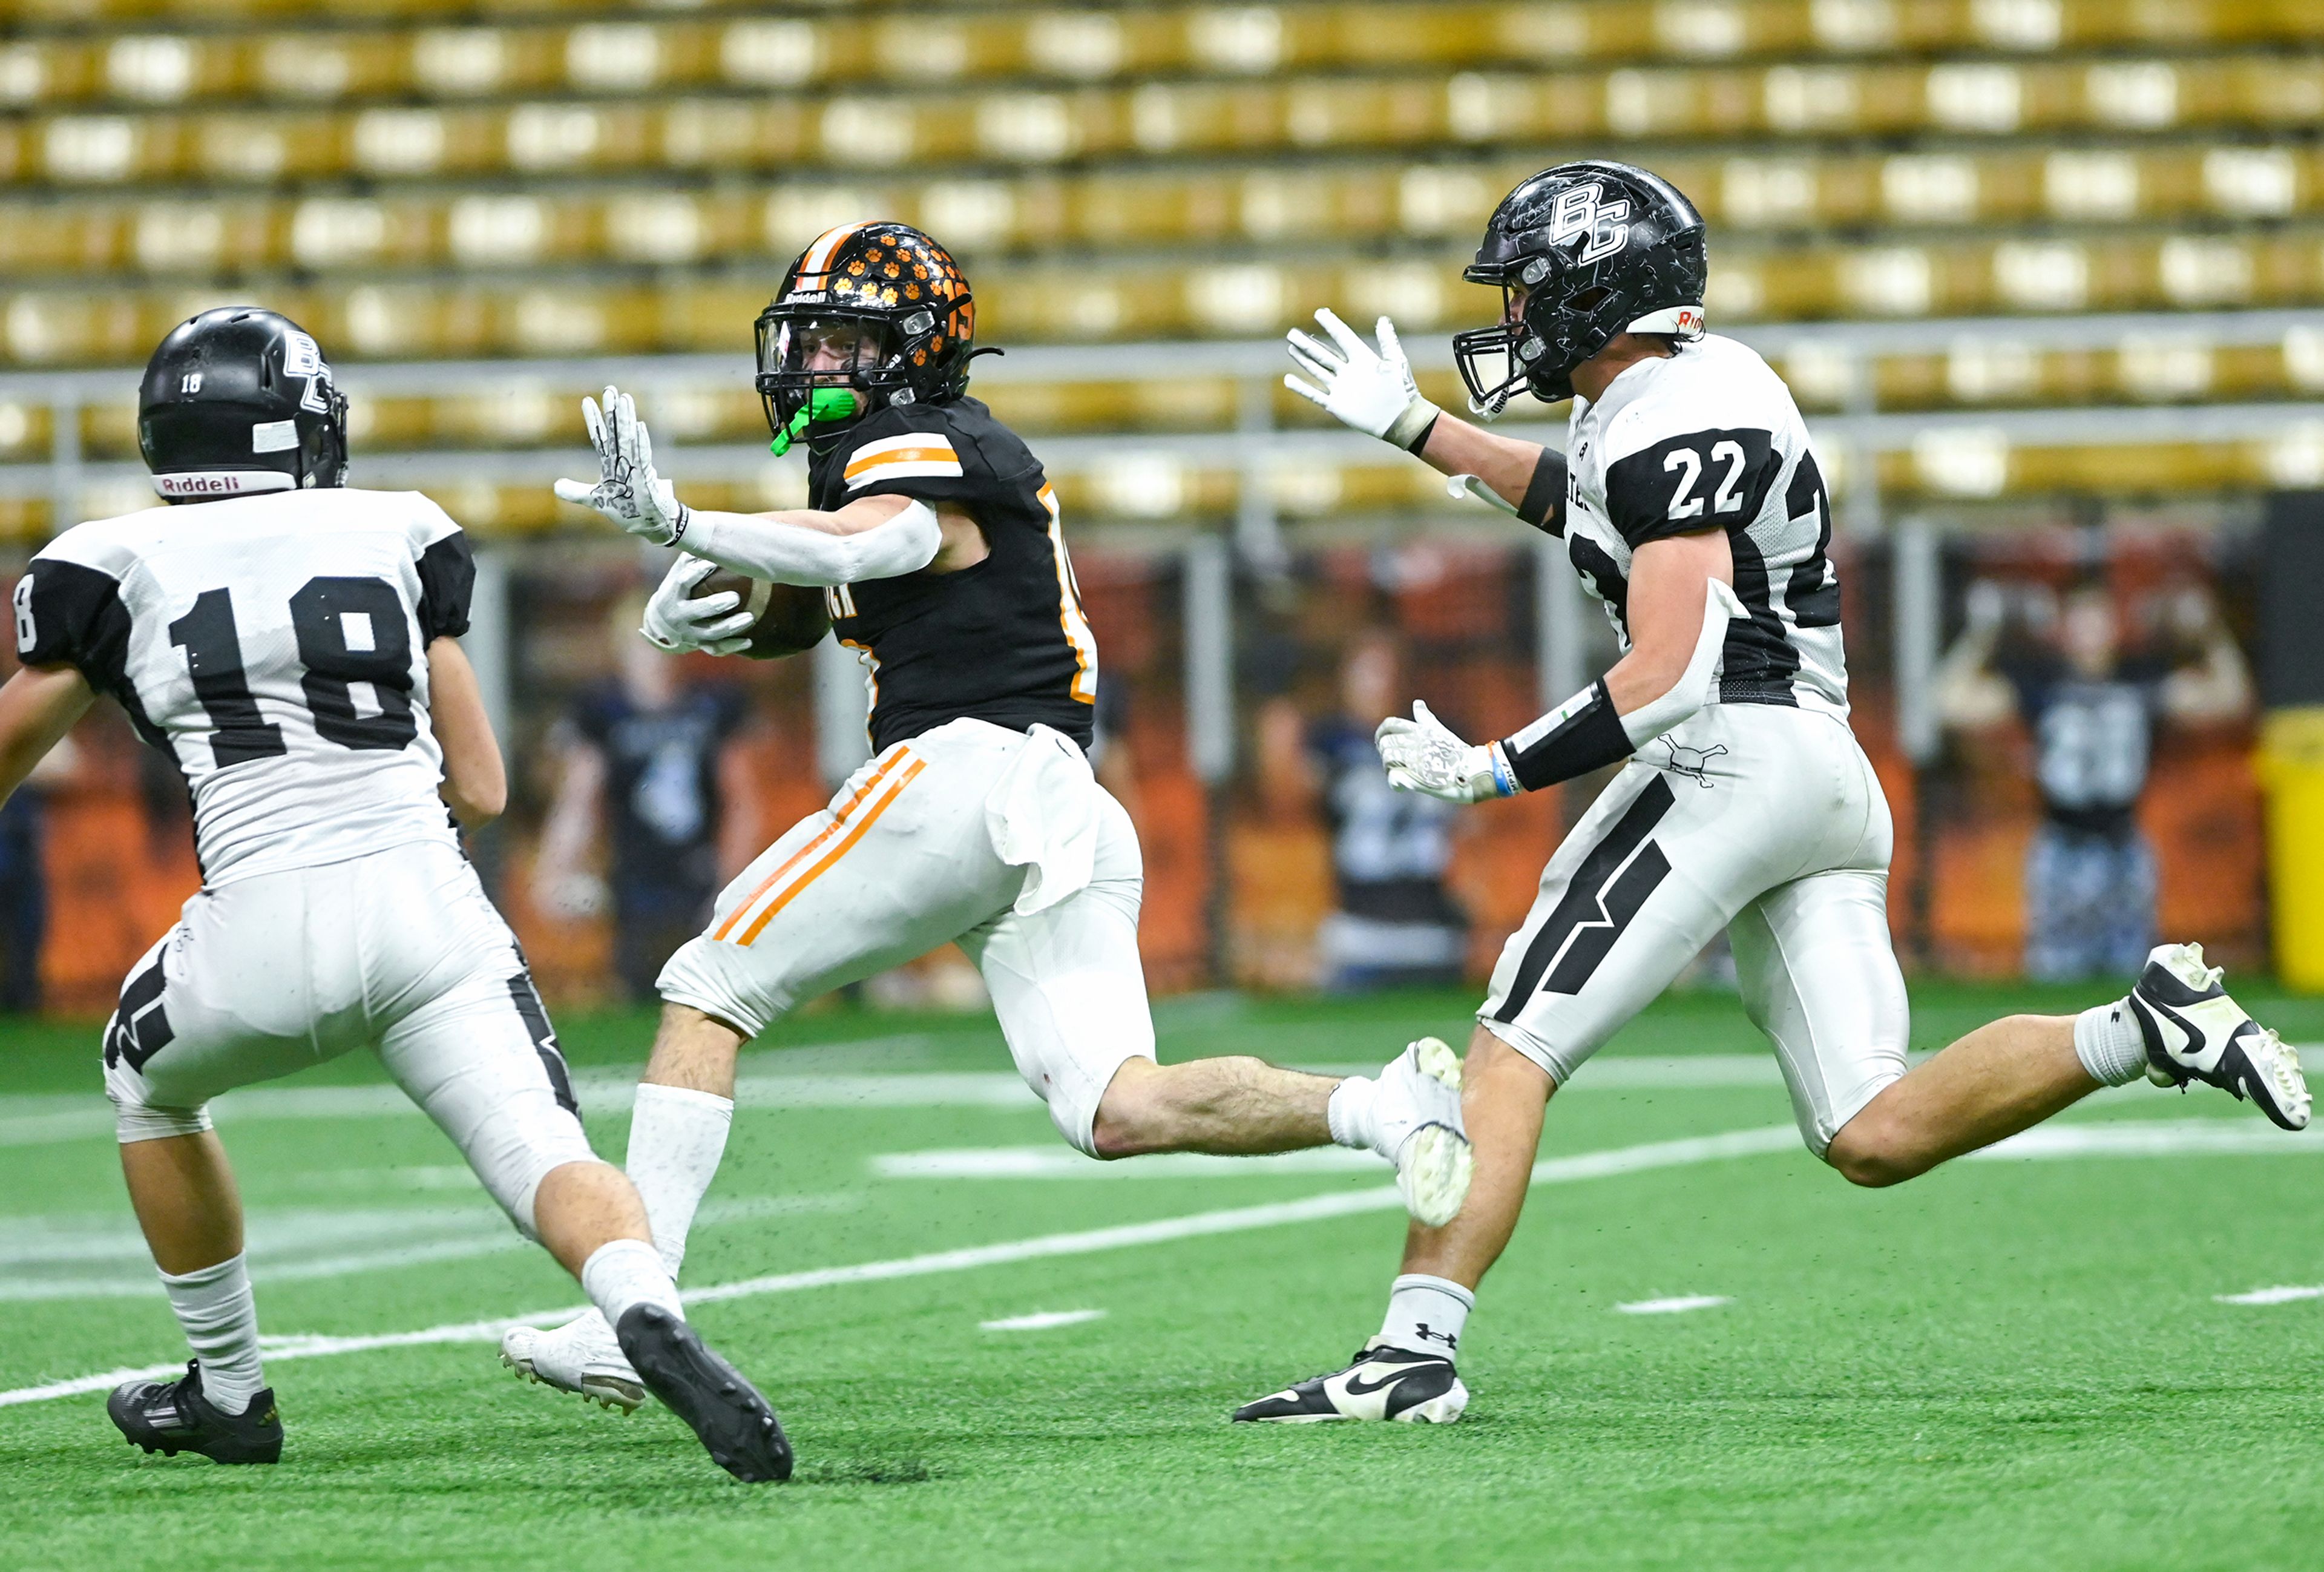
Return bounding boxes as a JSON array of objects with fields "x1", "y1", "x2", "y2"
[
  {"x1": 1616, "y1": 1295, "x2": 1733, "y2": 1315},
  {"x1": 8, "y1": 1050, "x2": 2320, "y2": 1149},
  {"x1": 873, "y1": 1146, "x2": 1386, "y2": 1179},
  {"x1": 1966, "y1": 1119, "x2": 2322, "y2": 1159},
  {"x1": 0, "y1": 1056, "x2": 1833, "y2": 1150},
  {"x1": 0, "y1": 1192, "x2": 861, "y2": 1303},
  {"x1": 980, "y1": 1309, "x2": 1108, "y2": 1331},
  {"x1": 2214, "y1": 1284, "x2": 2324, "y2": 1306},
  {"x1": 0, "y1": 1124, "x2": 1801, "y2": 1407}
]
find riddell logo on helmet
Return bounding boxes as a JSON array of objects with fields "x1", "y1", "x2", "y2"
[
  {"x1": 1675, "y1": 308, "x2": 1702, "y2": 332},
  {"x1": 154, "y1": 472, "x2": 292, "y2": 498}
]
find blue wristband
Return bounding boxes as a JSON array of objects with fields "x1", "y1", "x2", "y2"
[{"x1": 1486, "y1": 741, "x2": 1521, "y2": 798}]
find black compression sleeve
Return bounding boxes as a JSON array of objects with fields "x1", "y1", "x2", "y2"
[
  {"x1": 1498, "y1": 678, "x2": 1633, "y2": 791},
  {"x1": 1515, "y1": 449, "x2": 1568, "y2": 535}
]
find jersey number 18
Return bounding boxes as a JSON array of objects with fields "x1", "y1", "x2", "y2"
[{"x1": 169, "y1": 577, "x2": 418, "y2": 766}]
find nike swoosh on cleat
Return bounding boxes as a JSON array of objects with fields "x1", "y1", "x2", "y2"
[{"x1": 1341, "y1": 1369, "x2": 1416, "y2": 1398}]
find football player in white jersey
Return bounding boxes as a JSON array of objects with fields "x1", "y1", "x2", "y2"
[
  {"x1": 0, "y1": 309, "x2": 788, "y2": 1480},
  {"x1": 1232, "y1": 162, "x2": 2311, "y2": 1424}
]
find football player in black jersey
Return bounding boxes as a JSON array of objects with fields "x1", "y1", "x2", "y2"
[
  {"x1": 1231, "y1": 160, "x2": 2308, "y2": 1425},
  {"x1": 509, "y1": 222, "x2": 1474, "y2": 1405}
]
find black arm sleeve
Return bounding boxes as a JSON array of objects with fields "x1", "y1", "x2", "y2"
[
  {"x1": 415, "y1": 530, "x2": 475, "y2": 640},
  {"x1": 15, "y1": 559, "x2": 133, "y2": 693},
  {"x1": 1602, "y1": 428, "x2": 1777, "y2": 548},
  {"x1": 1497, "y1": 678, "x2": 1633, "y2": 792},
  {"x1": 1515, "y1": 448, "x2": 1569, "y2": 536}
]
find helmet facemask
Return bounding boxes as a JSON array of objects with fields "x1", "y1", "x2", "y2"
[
  {"x1": 753, "y1": 307, "x2": 910, "y2": 438},
  {"x1": 1454, "y1": 257, "x2": 1638, "y2": 415}
]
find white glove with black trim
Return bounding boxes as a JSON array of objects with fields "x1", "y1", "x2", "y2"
[
  {"x1": 1375, "y1": 700, "x2": 1516, "y2": 804},
  {"x1": 641, "y1": 554, "x2": 758, "y2": 657},
  {"x1": 1284, "y1": 310, "x2": 1441, "y2": 452},
  {"x1": 554, "y1": 384, "x2": 691, "y2": 546}
]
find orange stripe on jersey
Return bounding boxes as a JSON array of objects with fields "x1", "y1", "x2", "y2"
[
  {"x1": 735, "y1": 755, "x2": 926, "y2": 946},
  {"x1": 711, "y1": 750, "x2": 905, "y2": 942},
  {"x1": 843, "y1": 446, "x2": 960, "y2": 481}
]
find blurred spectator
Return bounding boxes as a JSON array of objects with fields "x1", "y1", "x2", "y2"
[
  {"x1": 1938, "y1": 579, "x2": 2251, "y2": 979},
  {"x1": 533, "y1": 599, "x2": 759, "y2": 1000},
  {"x1": 1264, "y1": 629, "x2": 1468, "y2": 991}
]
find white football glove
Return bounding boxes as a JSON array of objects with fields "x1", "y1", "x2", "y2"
[
  {"x1": 1284, "y1": 309, "x2": 1442, "y2": 452},
  {"x1": 553, "y1": 385, "x2": 691, "y2": 546},
  {"x1": 1374, "y1": 700, "x2": 1516, "y2": 804},
  {"x1": 642, "y1": 553, "x2": 758, "y2": 657}
]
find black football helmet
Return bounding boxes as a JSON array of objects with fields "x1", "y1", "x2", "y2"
[
  {"x1": 1452, "y1": 161, "x2": 1709, "y2": 412},
  {"x1": 753, "y1": 222, "x2": 978, "y2": 446},
  {"x1": 138, "y1": 307, "x2": 349, "y2": 502}
]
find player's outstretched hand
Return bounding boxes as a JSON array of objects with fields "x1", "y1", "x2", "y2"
[
  {"x1": 1376, "y1": 700, "x2": 1516, "y2": 804},
  {"x1": 1284, "y1": 309, "x2": 1442, "y2": 453},
  {"x1": 642, "y1": 554, "x2": 757, "y2": 656},
  {"x1": 554, "y1": 385, "x2": 691, "y2": 545}
]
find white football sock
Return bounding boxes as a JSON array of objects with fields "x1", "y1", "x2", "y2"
[
  {"x1": 580, "y1": 1238, "x2": 685, "y2": 1328},
  {"x1": 2074, "y1": 999, "x2": 2149, "y2": 1087},
  {"x1": 1378, "y1": 1273, "x2": 1473, "y2": 1363},
  {"x1": 159, "y1": 1254, "x2": 264, "y2": 1415},
  {"x1": 626, "y1": 1083, "x2": 734, "y2": 1279},
  {"x1": 1326, "y1": 1076, "x2": 1378, "y2": 1151}
]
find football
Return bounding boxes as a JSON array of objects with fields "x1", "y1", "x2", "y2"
[{"x1": 694, "y1": 566, "x2": 829, "y2": 659}]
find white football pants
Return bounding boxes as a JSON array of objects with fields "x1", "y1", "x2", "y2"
[
  {"x1": 102, "y1": 840, "x2": 597, "y2": 1236},
  {"x1": 1480, "y1": 703, "x2": 1909, "y2": 1154},
  {"x1": 657, "y1": 717, "x2": 1153, "y2": 1155}
]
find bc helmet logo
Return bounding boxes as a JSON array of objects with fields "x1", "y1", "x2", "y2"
[
  {"x1": 1548, "y1": 182, "x2": 1632, "y2": 266},
  {"x1": 281, "y1": 329, "x2": 333, "y2": 413}
]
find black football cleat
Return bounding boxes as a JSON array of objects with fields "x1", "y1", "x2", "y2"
[
  {"x1": 2129, "y1": 942, "x2": 2310, "y2": 1131},
  {"x1": 108, "y1": 1361, "x2": 281, "y2": 1464},
  {"x1": 1232, "y1": 1341, "x2": 1468, "y2": 1424},
  {"x1": 613, "y1": 1304, "x2": 792, "y2": 1482}
]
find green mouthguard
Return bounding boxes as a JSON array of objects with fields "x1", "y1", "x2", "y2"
[{"x1": 769, "y1": 388, "x2": 862, "y2": 457}]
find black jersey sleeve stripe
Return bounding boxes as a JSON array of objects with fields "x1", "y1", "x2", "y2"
[
  {"x1": 1782, "y1": 452, "x2": 1843, "y2": 630},
  {"x1": 415, "y1": 530, "x2": 475, "y2": 640},
  {"x1": 1515, "y1": 448, "x2": 1569, "y2": 536},
  {"x1": 16, "y1": 558, "x2": 134, "y2": 694},
  {"x1": 1603, "y1": 427, "x2": 1777, "y2": 549}
]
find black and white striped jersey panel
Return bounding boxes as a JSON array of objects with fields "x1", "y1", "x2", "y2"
[{"x1": 1560, "y1": 332, "x2": 1849, "y2": 717}]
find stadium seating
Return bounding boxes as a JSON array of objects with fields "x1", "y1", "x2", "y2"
[{"x1": 0, "y1": 0, "x2": 2318, "y2": 530}]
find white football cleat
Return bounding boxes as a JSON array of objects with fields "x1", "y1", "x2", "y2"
[
  {"x1": 1370, "y1": 1037, "x2": 1474, "y2": 1228},
  {"x1": 2130, "y1": 942, "x2": 2310, "y2": 1132},
  {"x1": 1232, "y1": 1341, "x2": 1469, "y2": 1424},
  {"x1": 499, "y1": 1311, "x2": 646, "y2": 1413}
]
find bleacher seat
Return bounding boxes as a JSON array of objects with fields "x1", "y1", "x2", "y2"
[{"x1": 0, "y1": 0, "x2": 2317, "y2": 526}]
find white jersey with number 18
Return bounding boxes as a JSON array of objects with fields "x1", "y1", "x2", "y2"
[{"x1": 13, "y1": 487, "x2": 474, "y2": 884}]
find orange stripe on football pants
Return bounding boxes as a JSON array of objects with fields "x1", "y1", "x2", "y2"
[
  {"x1": 735, "y1": 756, "x2": 927, "y2": 946},
  {"x1": 710, "y1": 750, "x2": 906, "y2": 942}
]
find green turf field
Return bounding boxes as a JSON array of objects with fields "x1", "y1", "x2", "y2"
[{"x1": 3, "y1": 983, "x2": 2322, "y2": 1571}]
